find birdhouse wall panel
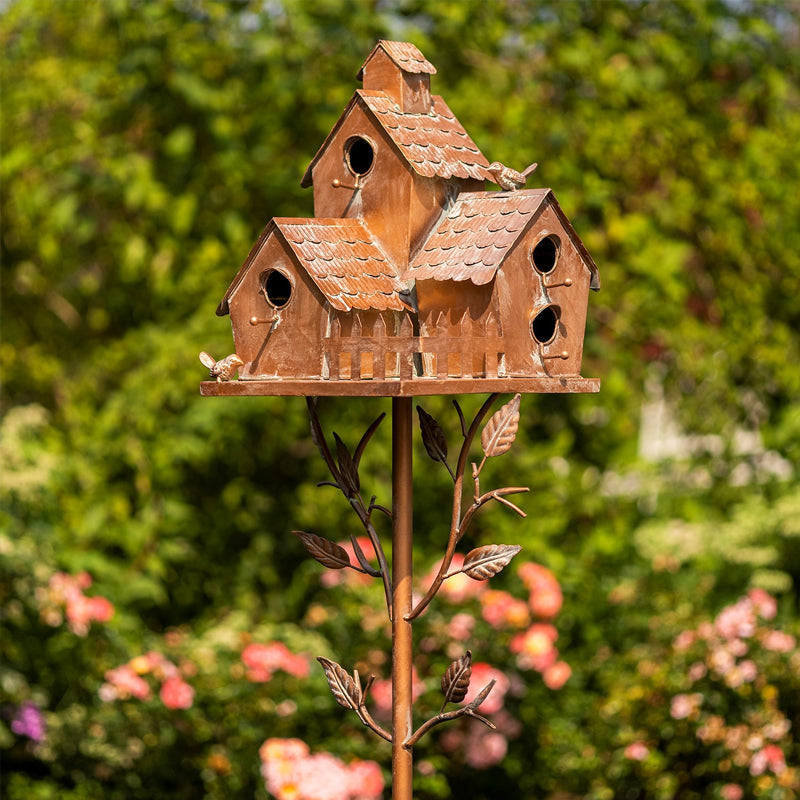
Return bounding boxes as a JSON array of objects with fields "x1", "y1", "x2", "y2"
[
  {"x1": 310, "y1": 105, "x2": 416, "y2": 270},
  {"x1": 496, "y1": 203, "x2": 592, "y2": 378},
  {"x1": 227, "y1": 236, "x2": 327, "y2": 380},
  {"x1": 416, "y1": 278, "x2": 494, "y2": 328},
  {"x1": 401, "y1": 72, "x2": 432, "y2": 113},
  {"x1": 360, "y1": 48, "x2": 405, "y2": 107}
]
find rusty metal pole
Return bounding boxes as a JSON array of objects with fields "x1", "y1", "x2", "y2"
[{"x1": 391, "y1": 396, "x2": 414, "y2": 800}]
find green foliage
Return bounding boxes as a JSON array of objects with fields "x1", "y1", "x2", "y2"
[{"x1": 2, "y1": 0, "x2": 799, "y2": 798}]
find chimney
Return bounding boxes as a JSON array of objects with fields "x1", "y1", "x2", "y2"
[{"x1": 357, "y1": 41, "x2": 435, "y2": 114}]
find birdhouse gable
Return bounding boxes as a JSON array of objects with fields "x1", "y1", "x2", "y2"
[
  {"x1": 218, "y1": 217, "x2": 410, "y2": 316},
  {"x1": 408, "y1": 189, "x2": 599, "y2": 290}
]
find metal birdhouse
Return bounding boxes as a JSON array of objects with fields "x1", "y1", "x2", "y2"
[
  {"x1": 200, "y1": 41, "x2": 600, "y2": 800},
  {"x1": 201, "y1": 40, "x2": 599, "y2": 399}
]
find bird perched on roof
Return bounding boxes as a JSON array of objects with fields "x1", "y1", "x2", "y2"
[
  {"x1": 199, "y1": 352, "x2": 244, "y2": 382},
  {"x1": 487, "y1": 161, "x2": 538, "y2": 191}
]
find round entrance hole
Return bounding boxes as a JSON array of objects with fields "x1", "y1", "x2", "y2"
[
  {"x1": 345, "y1": 136, "x2": 375, "y2": 176},
  {"x1": 531, "y1": 235, "x2": 560, "y2": 274},
  {"x1": 261, "y1": 270, "x2": 292, "y2": 308},
  {"x1": 531, "y1": 305, "x2": 560, "y2": 344}
]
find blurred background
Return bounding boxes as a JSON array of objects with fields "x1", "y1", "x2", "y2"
[{"x1": 2, "y1": 1, "x2": 799, "y2": 798}]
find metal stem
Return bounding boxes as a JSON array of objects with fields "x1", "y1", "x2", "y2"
[{"x1": 391, "y1": 397, "x2": 414, "y2": 800}]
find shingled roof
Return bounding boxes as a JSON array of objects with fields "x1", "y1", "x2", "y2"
[
  {"x1": 276, "y1": 218, "x2": 410, "y2": 312},
  {"x1": 301, "y1": 90, "x2": 493, "y2": 187},
  {"x1": 356, "y1": 40, "x2": 436, "y2": 78},
  {"x1": 408, "y1": 190, "x2": 601, "y2": 289}
]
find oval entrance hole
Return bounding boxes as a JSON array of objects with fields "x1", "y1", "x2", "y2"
[
  {"x1": 262, "y1": 270, "x2": 292, "y2": 308},
  {"x1": 531, "y1": 305, "x2": 559, "y2": 344},
  {"x1": 346, "y1": 136, "x2": 375, "y2": 175},
  {"x1": 531, "y1": 235, "x2": 560, "y2": 274}
]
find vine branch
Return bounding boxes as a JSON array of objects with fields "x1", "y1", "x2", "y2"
[{"x1": 307, "y1": 397, "x2": 394, "y2": 619}]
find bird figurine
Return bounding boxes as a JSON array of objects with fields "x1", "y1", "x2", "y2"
[
  {"x1": 199, "y1": 351, "x2": 244, "y2": 382},
  {"x1": 487, "y1": 161, "x2": 538, "y2": 191}
]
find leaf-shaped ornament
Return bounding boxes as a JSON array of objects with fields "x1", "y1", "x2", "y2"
[
  {"x1": 441, "y1": 650, "x2": 472, "y2": 705},
  {"x1": 293, "y1": 531, "x2": 352, "y2": 570},
  {"x1": 334, "y1": 432, "x2": 360, "y2": 496},
  {"x1": 462, "y1": 544, "x2": 522, "y2": 581},
  {"x1": 317, "y1": 657, "x2": 361, "y2": 710},
  {"x1": 417, "y1": 406, "x2": 448, "y2": 464},
  {"x1": 481, "y1": 393, "x2": 521, "y2": 458}
]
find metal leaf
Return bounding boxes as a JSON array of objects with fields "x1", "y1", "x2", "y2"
[
  {"x1": 462, "y1": 544, "x2": 522, "y2": 581},
  {"x1": 293, "y1": 531, "x2": 352, "y2": 570},
  {"x1": 441, "y1": 650, "x2": 472, "y2": 705},
  {"x1": 317, "y1": 657, "x2": 361, "y2": 710},
  {"x1": 480, "y1": 393, "x2": 521, "y2": 458},
  {"x1": 334, "y1": 432, "x2": 360, "y2": 496},
  {"x1": 417, "y1": 405, "x2": 448, "y2": 464}
]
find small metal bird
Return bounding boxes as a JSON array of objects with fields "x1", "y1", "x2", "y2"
[
  {"x1": 199, "y1": 351, "x2": 244, "y2": 382},
  {"x1": 487, "y1": 161, "x2": 538, "y2": 191}
]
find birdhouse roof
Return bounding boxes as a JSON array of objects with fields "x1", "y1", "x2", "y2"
[
  {"x1": 216, "y1": 217, "x2": 411, "y2": 316},
  {"x1": 356, "y1": 40, "x2": 437, "y2": 78},
  {"x1": 408, "y1": 189, "x2": 601, "y2": 289},
  {"x1": 301, "y1": 90, "x2": 493, "y2": 187},
  {"x1": 276, "y1": 218, "x2": 410, "y2": 312}
]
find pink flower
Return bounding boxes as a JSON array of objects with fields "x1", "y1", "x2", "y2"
[
  {"x1": 624, "y1": 741, "x2": 649, "y2": 761},
  {"x1": 259, "y1": 738, "x2": 383, "y2": 799},
  {"x1": 85, "y1": 595, "x2": 114, "y2": 622},
  {"x1": 749, "y1": 744, "x2": 786, "y2": 776},
  {"x1": 160, "y1": 677, "x2": 194, "y2": 709},
  {"x1": 463, "y1": 663, "x2": 510, "y2": 714},
  {"x1": 715, "y1": 598, "x2": 756, "y2": 640},
  {"x1": 519, "y1": 562, "x2": 563, "y2": 618},
  {"x1": 673, "y1": 630, "x2": 696, "y2": 651},
  {"x1": 479, "y1": 590, "x2": 530, "y2": 629},
  {"x1": 447, "y1": 612, "x2": 475, "y2": 641},
  {"x1": 103, "y1": 665, "x2": 151, "y2": 701},
  {"x1": 761, "y1": 630, "x2": 796, "y2": 653},
  {"x1": 44, "y1": 572, "x2": 114, "y2": 635},
  {"x1": 748, "y1": 588, "x2": 777, "y2": 620},
  {"x1": 370, "y1": 667, "x2": 425, "y2": 717},
  {"x1": 242, "y1": 642, "x2": 309, "y2": 682},
  {"x1": 464, "y1": 727, "x2": 508, "y2": 769},
  {"x1": 348, "y1": 759, "x2": 384, "y2": 799},
  {"x1": 260, "y1": 737, "x2": 310, "y2": 763},
  {"x1": 542, "y1": 660, "x2": 571, "y2": 690},
  {"x1": 720, "y1": 784, "x2": 744, "y2": 800},
  {"x1": 510, "y1": 623, "x2": 559, "y2": 672},
  {"x1": 688, "y1": 661, "x2": 707, "y2": 682},
  {"x1": 738, "y1": 659, "x2": 758, "y2": 682},
  {"x1": 670, "y1": 693, "x2": 702, "y2": 720}
]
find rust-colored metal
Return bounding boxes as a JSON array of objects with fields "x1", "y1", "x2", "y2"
[
  {"x1": 209, "y1": 39, "x2": 598, "y2": 391},
  {"x1": 200, "y1": 40, "x2": 602, "y2": 800},
  {"x1": 391, "y1": 396, "x2": 414, "y2": 797}
]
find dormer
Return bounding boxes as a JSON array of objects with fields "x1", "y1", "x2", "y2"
[{"x1": 357, "y1": 40, "x2": 435, "y2": 114}]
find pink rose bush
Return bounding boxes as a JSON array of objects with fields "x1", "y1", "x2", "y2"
[
  {"x1": 100, "y1": 650, "x2": 194, "y2": 709},
  {"x1": 37, "y1": 571, "x2": 114, "y2": 636},
  {"x1": 242, "y1": 641, "x2": 310, "y2": 682},
  {"x1": 259, "y1": 738, "x2": 384, "y2": 800},
  {"x1": 614, "y1": 589, "x2": 800, "y2": 794}
]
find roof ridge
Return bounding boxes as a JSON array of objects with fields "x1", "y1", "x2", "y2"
[{"x1": 357, "y1": 41, "x2": 437, "y2": 80}]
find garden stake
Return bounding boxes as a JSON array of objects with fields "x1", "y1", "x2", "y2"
[{"x1": 200, "y1": 40, "x2": 600, "y2": 799}]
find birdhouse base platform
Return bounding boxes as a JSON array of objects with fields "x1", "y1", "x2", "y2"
[{"x1": 199, "y1": 376, "x2": 600, "y2": 398}]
